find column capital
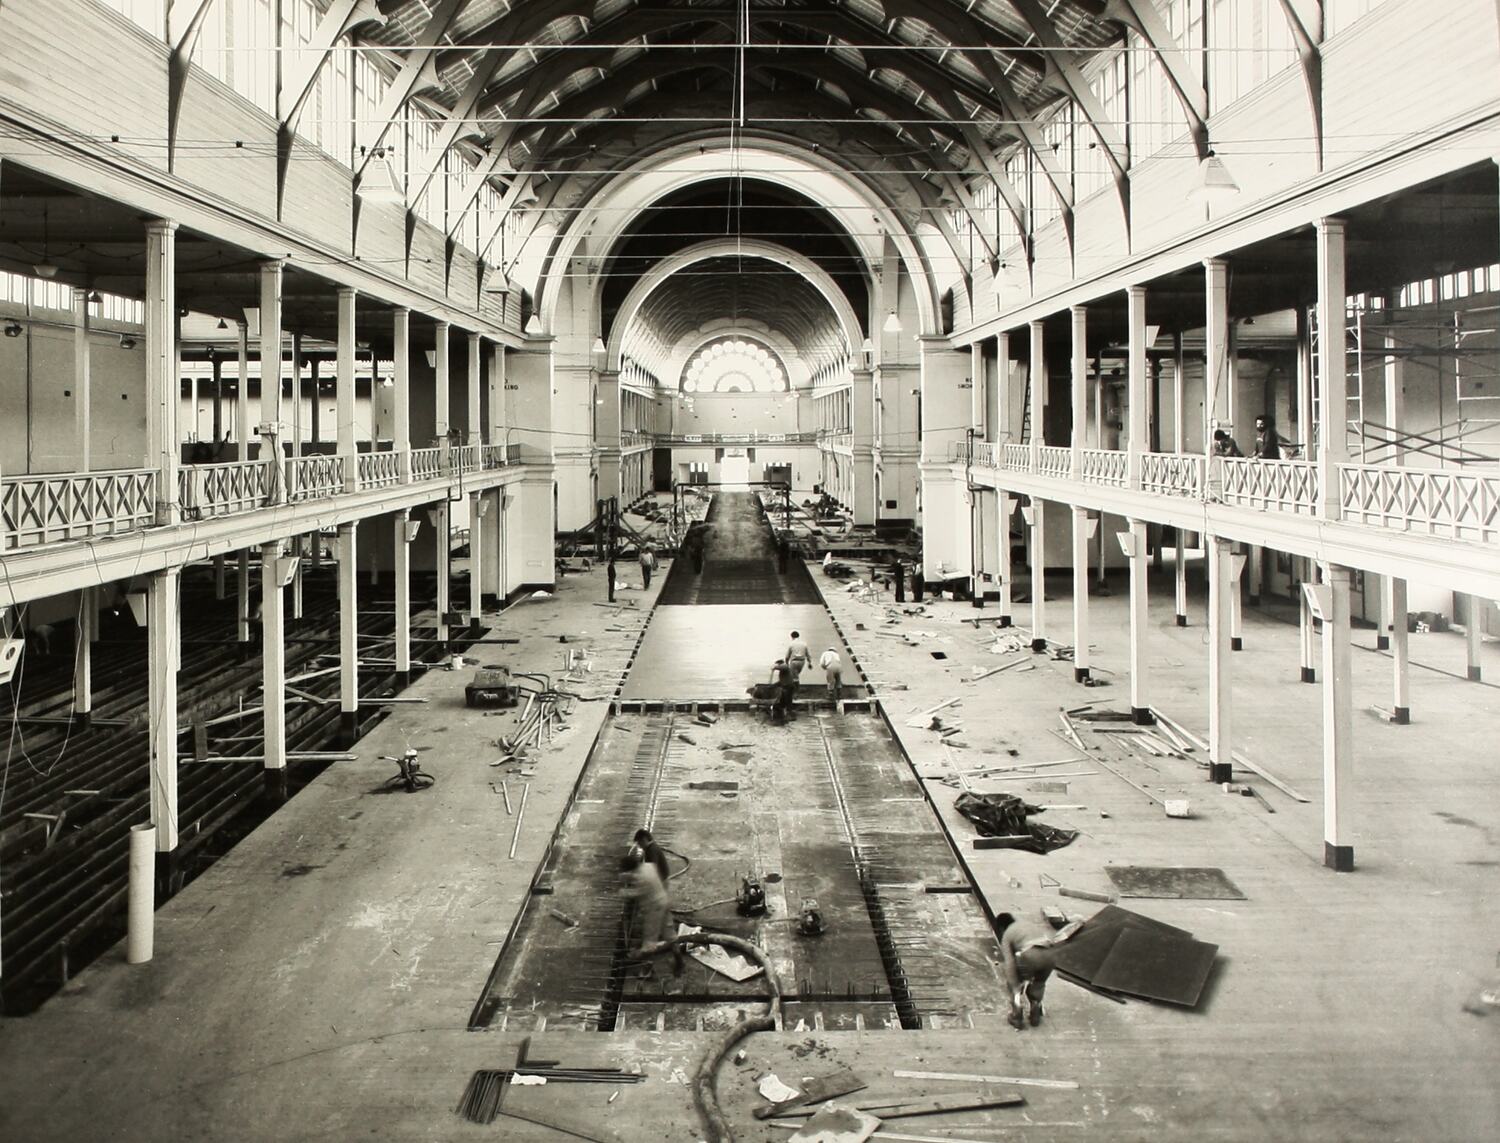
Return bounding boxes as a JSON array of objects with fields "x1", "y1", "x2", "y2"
[
  {"x1": 434, "y1": 318, "x2": 451, "y2": 333},
  {"x1": 1316, "y1": 216, "x2": 1348, "y2": 235},
  {"x1": 467, "y1": 329, "x2": 482, "y2": 344},
  {"x1": 259, "y1": 258, "x2": 284, "y2": 273},
  {"x1": 145, "y1": 218, "x2": 179, "y2": 236},
  {"x1": 336, "y1": 284, "x2": 358, "y2": 300},
  {"x1": 1125, "y1": 283, "x2": 1148, "y2": 299},
  {"x1": 392, "y1": 305, "x2": 410, "y2": 318},
  {"x1": 1203, "y1": 256, "x2": 1228, "y2": 272},
  {"x1": 1069, "y1": 302, "x2": 1088, "y2": 317}
]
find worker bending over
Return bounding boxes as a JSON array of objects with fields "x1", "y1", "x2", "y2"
[
  {"x1": 997, "y1": 911, "x2": 1081, "y2": 1030},
  {"x1": 819, "y1": 646, "x2": 844, "y2": 702},
  {"x1": 632, "y1": 828, "x2": 672, "y2": 886},
  {"x1": 619, "y1": 849, "x2": 674, "y2": 958}
]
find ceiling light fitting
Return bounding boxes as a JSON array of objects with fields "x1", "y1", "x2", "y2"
[
  {"x1": 3, "y1": 322, "x2": 23, "y2": 338},
  {"x1": 883, "y1": 311, "x2": 903, "y2": 334}
]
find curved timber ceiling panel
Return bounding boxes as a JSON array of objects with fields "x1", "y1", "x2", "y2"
[{"x1": 623, "y1": 255, "x2": 847, "y2": 383}]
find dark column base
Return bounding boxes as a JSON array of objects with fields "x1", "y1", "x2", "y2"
[
  {"x1": 469, "y1": 618, "x2": 482, "y2": 636},
  {"x1": 1074, "y1": 667, "x2": 1090, "y2": 684},
  {"x1": 1324, "y1": 842, "x2": 1355, "y2": 872},
  {"x1": 73, "y1": 710, "x2": 92, "y2": 729},
  {"x1": 155, "y1": 850, "x2": 181, "y2": 894},
  {"x1": 999, "y1": 615, "x2": 1012, "y2": 628},
  {"x1": 1175, "y1": 614, "x2": 1188, "y2": 627},
  {"x1": 1031, "y1": 637, "x2": 1047, "y2": 653},
  {"x1": 340, "y1": 711, "x2": 358, "y2": 748},
  {"x1": 1393, "y1": 706, "x2": 1411, "y2": 725},
  {"x1": 395, "y1": 670, "x2": 411, "y2": 688},
  {"x1": 1300, "y1": 667, "x2": 1317, "y2": 684},
  {"x1": 481, "y1": 593, "x2": 499, "y2": 610},
  {"x1": 1131, "y1": 706, "x2": 1155, "y2": 726},
  {"x1": 1231, "y1": 637, "x2": 1243, "y2": 652},
  {"x1": 1248, "y1": 594, "x2": 1260, "y2": 607},
  {"x1": 262, "y1": 768, "x2": 288, "y2": 804},
  {"x1": 1375, "y1": 635, "x2": 1390, "y2": 651},
  {"x1": 1468, "y1": 666, "x2": 1483, "y2": 682},
  {"x1": 1209, "y1": 761, "x2": 1233, "y2": 784}
]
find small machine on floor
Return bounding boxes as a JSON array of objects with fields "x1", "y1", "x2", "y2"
[{"x1": 466, "y1": 667, "x2": 521, "y2": 708}]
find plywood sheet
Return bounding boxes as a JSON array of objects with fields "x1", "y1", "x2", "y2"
[{"x1": 1090, "y1": 927, "x2": 1219, "y2": 1007}]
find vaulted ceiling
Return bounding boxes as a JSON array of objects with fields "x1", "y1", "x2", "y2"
[{"x1": 348, "y1": 1, "x2": 1132, "y2": 371}]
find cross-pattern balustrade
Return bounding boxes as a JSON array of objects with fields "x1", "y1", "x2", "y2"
[
  {"x1": 1139, "y1": 452, "x2": 1205, "y2": 498},
  {"x1": 1217, "y1": 457, "x2": 1319, "y2": 515},
  {"x1": 1340, "y1": 464, "x2": 1499, "y2": 544},
  {"x1": 285, "y1": 454, "x2": 346, "y2": 502},
  {"x1": 181, "y1": 459, "x2": 272, "y2": 518},
  {"x1": 1, "y1": 469, "x2": 156, "y2": 550}
]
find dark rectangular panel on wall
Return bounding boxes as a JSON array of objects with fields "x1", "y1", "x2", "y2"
[{"x1": 653, "y1": 448, "x2": 673, "y2": 491}]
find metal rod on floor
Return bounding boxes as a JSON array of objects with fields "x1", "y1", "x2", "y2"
[{"x1": 509, "y1": 782, "x2": 529, "y2": 858}]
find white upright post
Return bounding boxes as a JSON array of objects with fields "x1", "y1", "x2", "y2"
[
  {"x1": 338, "y1": 288, "x2": 359, "y2": 492},
  {"x1": 147, "y1": 569, "x2": 180, "y2": 851},
  {"x1": 1207, "y1": 535, "x2": 1234, "y2": 784},
  {"x1": 997, "y1": 492, "x2": 1014, "y2": 627},
  {"x1": 1173, "y1": 332, "x2": 1188, "y2": 627},
  {"x1": 262, "y1": 543, "x2": 287, "y2": 778},
  {"x1": 1464, "y1": 595, "x2": 1484, "y2": 682},
  {"x1": 395, "y1": 510, "x2": 412, "y2": 680},
  {"x1": 1070, "y1": 307, "x2": 1087, "y2": 481},
  {"x1": 394, "y1": 308, "x2": 412, "y2": 482},
  {"x1": 1379, "y1": 326, "x2": 1403, "y2": 652},
  {"x1": 1070, "y1": 506, "x2": 1090, "y2": 683},
  {"x1": 1126, "y1": 286, "x2": 1147, "y2": 489},
  {"x1": 1126, "y1": 518, "x2": 1151, "y2": 724},
  {"x1": 73, "y1": 586, "x2": 95, "y2": 725},
  {"x1": 1301, "y1": 563, "x2": 1319, "y2": 683},
  {"x1": 1204, "y1": 258, "x2": 1230, "y2": 444},
  {"x1": 434, "y1": 320, "x2": 451, "y2": 463},
  {"x1": 436, "y1": 501, "x2": 451, "y2": 644},
  {"x1": 1029, "y1": 501, "x2": 1046, "y2": 653},
  {"x1": 338, "y1": 522, "x2": 358, "y2": 745},
  {"x1": 73, "y1": 286, "x2": 92, "y2": 470},
  {"x1": 1028, "y1": 319, "x2": 1044, "y2": 473},
  {"x1": 260, "y1": 262, "x2": 285, "y2": 504},
  {"x1": 1321, "y1": 563, "x2": 1355, "y2": 871},
  {"x1": 1316, "y1": 219, "x2": 1349, "y2": 520},
  {"x1": 468, "y1": 331, "x2": 483, "y2": 447},
  {"x1": 145, "y1": 221, "x2": 179, "y2": 527},
  {"x1": 1390, "y1": 576, "x2": 1410, "y2": 723}
]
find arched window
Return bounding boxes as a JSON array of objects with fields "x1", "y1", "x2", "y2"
[{"x1": 680, "y1": 337, "x2": 788, "y2": 393}]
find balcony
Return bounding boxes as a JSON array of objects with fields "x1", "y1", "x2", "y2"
[
  {"x1": 2, "y1": 468, "x2": 156, "y2": 550},
  {"x1": 944, "y1": 438, "x2": 1498, "y2": 585},
  {"x1": 1, "y1": 443, "x2": 525, "y2": 555}
]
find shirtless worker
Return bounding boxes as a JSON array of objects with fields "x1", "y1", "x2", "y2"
[
  {"x1": 619, "y1": 849, "x2": 674, "y2": 958},
  {"x1": 997, "y1": 911, "x2": 1082, "y2": 1030}
]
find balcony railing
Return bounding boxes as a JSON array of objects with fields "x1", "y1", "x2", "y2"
[
  {"x1": 357, "y1": 451, "x2": 403, "y2": 492},
  {"x1": 1217, "y1": 457, "x2": 1319, "y2": 515},
  {"x1": 1038, "y1": 445, "x2": 1072, "y2": 479},
  {"x1": 182, "y1": 459, "x2": 272, "y2": 518},
  {"x1": 2, "y1": 468, "x2": 156, "y2": 550},
  {"x1": 1080, "y1": 449, "x2": 1128, "y2": 487},
  {"x1": 411, "y1": 447, "x2": 442, "y2": 481},
  {"x1": 286, "y1": 454, "x2": 346, "y2": 502},
  {"x1": 1003, "y1": 443, "x2": 1030, "y2": 471},
  {"x1": 1, "y1": 442, "x2": 530, "y2": 554},
  {"x1": 1340, "y1": 463, "x2": 1499, "y2": 544},
  {"x1": 1140, "y1": 452, "x2": 1205, "y2": 498},
  {"x1": 451, "y1": 443, "x2": 480, "y2": 475}
]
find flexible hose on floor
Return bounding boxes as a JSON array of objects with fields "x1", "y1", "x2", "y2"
[{"x1": 642, "y1": 931, "x2": 781, "y2": 1143}]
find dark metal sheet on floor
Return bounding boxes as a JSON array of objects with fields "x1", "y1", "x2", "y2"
[
  {"x1": 1105, "y1": 866, "x2": 1245, "y2": 900},
  {"x1": 1089, "y1": 926, "x2": 1219, "y2": 1007},
  {"x1": 1049, "y1": 905, "x2": 1193, "y2": 982}
]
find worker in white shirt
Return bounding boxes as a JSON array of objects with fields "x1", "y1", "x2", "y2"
[
  {"x1": 818, "y1": 646, "x2": 844, "y2": 702},
  {"x1": 784, "y1": 630, "x2": 811, "y2": 684}
]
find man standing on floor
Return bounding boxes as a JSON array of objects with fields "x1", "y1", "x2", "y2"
[
  {"x1": 892, "y1": 558, "x2": 906, "y2": 602},
  {"x1": 819, "y1": 645, "x2": 844, "y2": 703},
  {"x1": 785, "y1": 630, "x2": 811, "y2": 685},
  {"x1": 638, "y1": 542, "x2": 656, "y2": 589},
  {"x1": 606, "y1": 555, "x2": 617, "y2": 602},
  {"x1": 770, "y1": 657, "x2": 795, "y2": 724}
]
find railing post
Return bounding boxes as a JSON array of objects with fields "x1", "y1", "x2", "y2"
[
  {"x1": 259, "y1": 260, "x2": 285, "y2": 505},
  {"x1": 1126, "y1": 286, "x2": 1147, "y2": 490},
  {"x1": 337, "y1": 287, "x2": 359, "y2": 493},
  {"x1": 1028, "y1": 319, "x2": 1044, "y2": 473},
  {"x1": 1316, "y1": 218, "x2": 1348, "y2": 521},
  {"x1": 393, "y1": 308, "x2": 412, "y2": 483},
  {"x1": 145, "y1": 220, "x2": 179, "y2": 526},
  {"x1": 434, "y1": 320, "x2": 451, "y2": 472},
  {"x1": 1070, "y1": 306, "x2": 1087, "y2": 481}
]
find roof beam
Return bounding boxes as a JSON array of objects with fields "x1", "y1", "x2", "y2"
[
  {"x1": 1101, "y1": 0, "x2": 1209, "y2": 160},
  {"x1": 167, "y1": 0, "x2": 220, "y2": 172},
  {"x1": 1006, "y1": 0, "x2": 1131, "y2": 238},
  {"x1": 1276, "y1": 0, "x2": 1325, "y2": 171},
  {"x1": 352, "y1": 0, "x2": 468, "y2": 183}
]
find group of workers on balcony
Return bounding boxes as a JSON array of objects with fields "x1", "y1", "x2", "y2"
[{"x1": 1212, "y1": 414, "x2": 1285, "y2": 460}]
